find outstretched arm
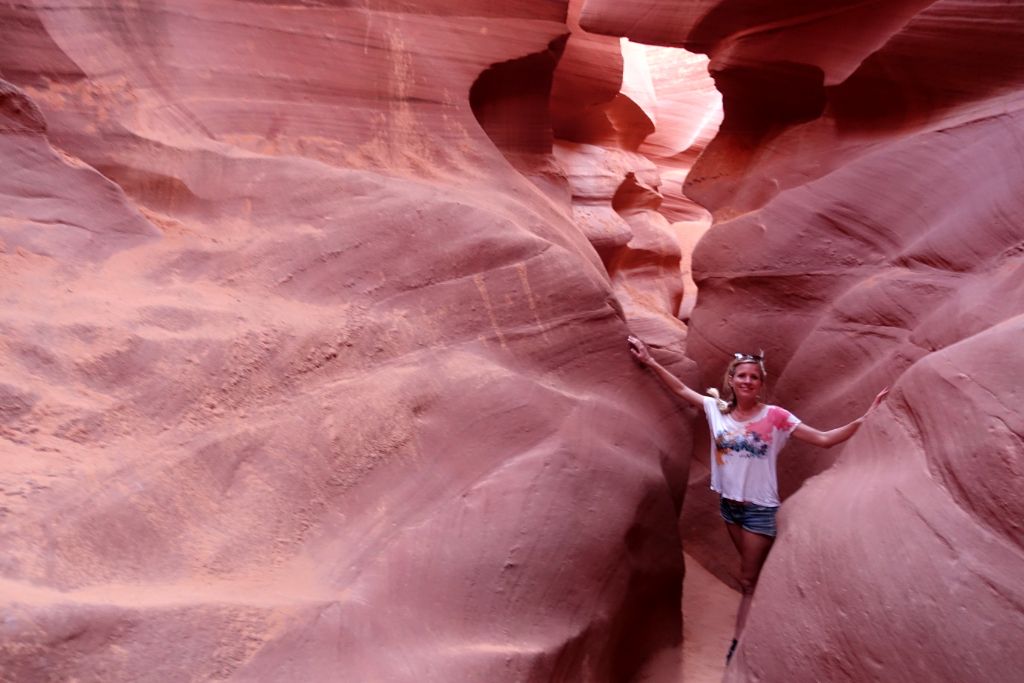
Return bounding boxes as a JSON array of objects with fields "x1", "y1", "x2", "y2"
[
  {"x1": 791, "y1": 388, "x2": 889, "y2": 448},
  {"x1": 627, "y1": 336, "x2": 705, "y2": 409}
]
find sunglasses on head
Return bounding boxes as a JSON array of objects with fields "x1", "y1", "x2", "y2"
[{"x1": 734, "y1": 353, "x2": 764, "y2": 362}]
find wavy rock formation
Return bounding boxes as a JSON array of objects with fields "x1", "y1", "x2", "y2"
[
  {"x1": 0, "y1": 2, "x2": 702, "y2": 680},
  {"x1": 582, "y1": 0, "x2": 1024, "y2": 680},
  {"x1": 10, "y1": 0, "x2": 1015, "y2": 681},
  {"x1": 552, "y1": 0, "x2": 720, "y2": 343}
]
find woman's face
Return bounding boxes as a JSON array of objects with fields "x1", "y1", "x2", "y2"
[{"x1": 730, "y1": 363, "x2": 763, "y2": 401}]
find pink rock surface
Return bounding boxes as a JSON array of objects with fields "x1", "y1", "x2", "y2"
[
  {"x1": 0, "y1": 2, "x2": 696, "y2": 680},
  {"x1": 11, "y1": 0, "x2": 1018, "y2": 680},
  {"x1": 628, "y1": 42, "x2": 720, "y2": 224},
  {"x1": 578, "y1": 0, "x2": 1024, "y2": 679},
  {"x1": 735, "y1": 322, "x2": 1024, "y2": 682},
  {"x1": 628, "y1": 0, "x2": 1024, "y2": 680},
  {"x1": 618, "y1": 43, "x2": 720, "y2": 319},
  {"x1": 552, "y1": 1, "x2": 720, "y2": 331}
]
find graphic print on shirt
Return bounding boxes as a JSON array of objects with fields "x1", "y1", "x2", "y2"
[{"x1": 714, "y1": 407, "x2": 800, "y2": 465}]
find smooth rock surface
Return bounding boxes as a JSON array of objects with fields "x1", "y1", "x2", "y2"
[
  {"x1": 0, "y1": 2, "x2": 700, "y2": 681},
  {"x1": 7, "y1": 0, "x2": 1018, "y2": 681},
  {"x1": 582, "y1": 1, "x2": 1024, "y2": 681},
  {"x1": 553, "y1": 1, "x2": 720, "y2": 331},
  {"x1": 590, "y1": 1, "x2": 1024, "y2": 680}
]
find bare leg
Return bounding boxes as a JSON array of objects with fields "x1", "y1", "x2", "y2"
[
  {"x1": 733, "y1": 528, "x2": 774, "y2": 640},
  {"x1": 725, "y1": 519, "x2": 744, "y2": 554}
]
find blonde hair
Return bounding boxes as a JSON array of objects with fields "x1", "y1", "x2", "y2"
[{"x1": 706, "y1": 352, "x2": 767, "y2": 413}]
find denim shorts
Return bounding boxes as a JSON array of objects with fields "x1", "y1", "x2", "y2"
[{"x1": 719, "y1": 497, "x2": 779, "y2": 537}]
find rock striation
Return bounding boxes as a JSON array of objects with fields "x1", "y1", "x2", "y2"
[
  {"x1": 0, "y1": 2, "x2": 704, "y2": 680},
  {"x1": 582, "y1": 0, "x2": 1024, "y2": 680},
  {"x1": 7, "y1": 0, "x2": 1017, "y2": 680}
]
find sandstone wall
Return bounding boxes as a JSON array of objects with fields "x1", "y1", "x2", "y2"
[
  {"x1": 582, "y1": 0, "x2": 1024, "y2": 680},
  {"x1": 0, "y1": 2, "x2": 699, "y2": 680},
  {"x1": 7, "y1": 1, "x2": 1014, "y2": 680}
]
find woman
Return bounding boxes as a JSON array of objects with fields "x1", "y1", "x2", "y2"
[{"x1": 626, "y1": 335, "x2": 887, "y2": 663}]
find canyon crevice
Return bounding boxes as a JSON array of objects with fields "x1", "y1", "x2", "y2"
[{"x1": 2, "y1": 1, "x2": 1023, "y2": 682}]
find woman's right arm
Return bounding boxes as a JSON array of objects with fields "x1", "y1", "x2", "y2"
[{"x1": 627, "y1": 336, "x2": 706, "y2": 409}]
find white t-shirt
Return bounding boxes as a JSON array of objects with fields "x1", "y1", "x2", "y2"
[{"x1": 702, "y1": 396, "x2": 801, "y2": 507}]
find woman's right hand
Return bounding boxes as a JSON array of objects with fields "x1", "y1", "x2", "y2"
[
  {"x1": 864, "y1": 387, "x2": 890, "y2": 417},
  {"x1": 627, "y1": 335, "x2": 652, "y2": 365}
]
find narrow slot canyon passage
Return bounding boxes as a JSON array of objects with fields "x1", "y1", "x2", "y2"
[
  {"x1": 540, "y1": 12, "x2": 741, "y2": 682},
  {"x1": 472, "y1": 1, "x2": 1024, "y2": 681},
  {"x1": 466, "y1": 8, "x2": 783, "y2": 679},
  {"x1": 575, "y1": 2, "x2": 1024, "y2": 682},
  {"x1": 2, "y1": 2, "x2": 1023, "y2": 682}
]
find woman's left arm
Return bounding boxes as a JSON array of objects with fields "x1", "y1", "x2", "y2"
[{"x1": 791, "y1": 388, "x2": 889, "y2": 448}]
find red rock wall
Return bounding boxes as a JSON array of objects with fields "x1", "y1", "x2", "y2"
[
  {"x1": 583, "y1": 0, "x2": 1024, "y2": 680},
  {"x1": 12, "y1": 0, "x2": 1015, "y2": 680},
  {"x1": 0, "y1": 2, "x2": 699, "y2": 680},
  {"x1": 552, "y1": 0, "x2": 720, "y2": 347}
]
